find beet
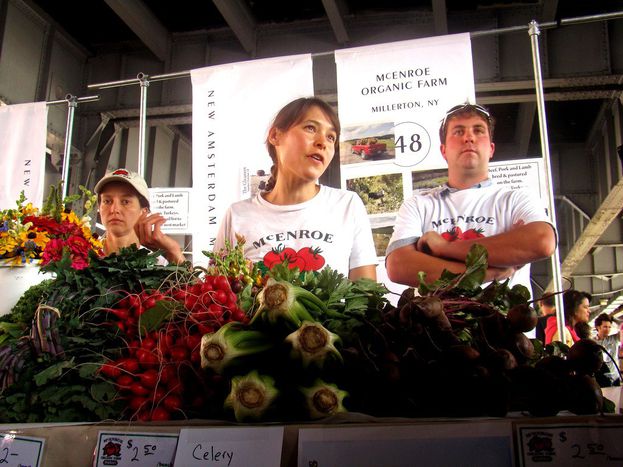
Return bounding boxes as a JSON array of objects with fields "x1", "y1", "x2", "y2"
[
  {"x1": 485, "y1": 348, "x2": 518, "y2": 372},
  {"x1": 567, "y1": 339, "x2": 603, "y2": 375},
  {"x1": 507, "y1": 304, "x2": 538, "y2": 333},
  {"x1": 566, "y1": 374, "x2": 603, "y2": 415},
  {"x1": 507, "y1": 332, "x2": 535, "y2": 363}
]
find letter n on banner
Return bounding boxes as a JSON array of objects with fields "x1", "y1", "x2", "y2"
[
  {"x1": 190, "y1": 54, "x2": 314, "y2": 265},
  {"x1": 0, "y1": 102, "x2": 48, "y2": 209}
]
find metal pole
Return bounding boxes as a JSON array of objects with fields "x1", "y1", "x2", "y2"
[
  {"x1": 61, "y1": 94, "x2": 78, "y2": 199},
  {"x1": 137, "y1": 73, "x2": 150, "y2": 178},
  {"x1": 528, "y1": 20, "x2": 568, "y2": 345}
]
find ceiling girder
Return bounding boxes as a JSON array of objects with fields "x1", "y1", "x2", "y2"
[
  {"x1": 321, "y1": 0, "x2": 349, "y2": 44},
  {"x1": 211, "y1": 0, "x2": 257, "y2": 55},
  {"x1": 104, "y1": 0, "x2": 170, "y2": 61}
]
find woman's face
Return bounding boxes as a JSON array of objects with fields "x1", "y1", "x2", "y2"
[
  {"x1": 99, "y1": 182, "x2": 146, "y2": 237},
  {"x1": 269, "y1": 106, "x2": 337, "y2": 185},
  {"x1": 573, "y1": 297, "x2": 591, "y2": 323}
]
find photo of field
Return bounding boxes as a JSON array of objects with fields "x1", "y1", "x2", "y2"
[
  {"x1": 411, "y1": 168, "x2": 448, "y2": 194},
  {"x1": 346, "y1": 173, "x2": 403, "y2": 215}
]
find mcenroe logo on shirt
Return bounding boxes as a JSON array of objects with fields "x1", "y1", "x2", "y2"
[
  {"x1": 431, "y1": 215, "x2": 495, "y2": 228},
  {"x1": 252, "y1": 230, "x2": 334, "y2": 249}
]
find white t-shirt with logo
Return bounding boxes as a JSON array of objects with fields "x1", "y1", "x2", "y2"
[
  {"x1": 214, "y1": 185, "x2": 377, "y2": 276},
  {"x1": 387, "y1": 181, "x2": 553, "y2": 292}
]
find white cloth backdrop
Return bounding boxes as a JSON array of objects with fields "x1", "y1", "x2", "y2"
[
  {"x1": 335, "y1": 33, "x2": 474, "y2": 180},
  {"x1": 190, "y1": 54, "x2": 314, "y2": 265},
  {"x1": 334, "y1": 34, "x2": 475, "y2": 302},
  {"x1": 0, "y1": 102, "x2": 48, "y2": 208}
]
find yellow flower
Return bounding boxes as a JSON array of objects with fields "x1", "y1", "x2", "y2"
[
  {"x1": 19, "y1": 230, "x2": 49, "y2": 250},
  {"x1": 0, "y1": 236, "x2": 18, "y2": 256},
  {"x1": 62, "y1": 210, "x2": 81, "y2": 226},
  {"x1": 21, "y1": 203, "x2": 39, "y2": 216}
]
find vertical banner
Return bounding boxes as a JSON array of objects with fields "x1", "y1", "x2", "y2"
[
  {"x1": 334, "y1": 34, "x2": 475, "y2": 300},
  {"x1": 0, "y1": 102, "x2": 48, "y2": 209},
  {"x1": 190, "y1": 55, "x2": 314, "y2": 265}
]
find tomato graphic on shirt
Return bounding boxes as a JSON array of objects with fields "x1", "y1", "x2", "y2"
[
  {"x1": 461, "y1": 228, "x2": 485, "y2": 240},
  {"x1": 296, "y1": 247, "x2": 326, "y2": 270},
  {"x1": 440, "y1": 226, "x2": 463, "y2": 241},
  {"x1": 262, "y1": 245, "x2": 325, "y2": 271}
]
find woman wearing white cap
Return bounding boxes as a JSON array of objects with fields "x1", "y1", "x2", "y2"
[{"x1": 94, "y1": 168, "x2": 186, "y2": 264}]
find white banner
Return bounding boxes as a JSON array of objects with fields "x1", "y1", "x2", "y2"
[
  {"x1": 0, "y1": 102, "x2": 48, "y2": 209},
  {"x1": 190, "y1": 54, "x2": 314, "y2": 265},
  {"x1": 335, "y1": 33, "x2": 474, "y2": 177}
]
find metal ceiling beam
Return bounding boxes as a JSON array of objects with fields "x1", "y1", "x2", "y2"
[
  {"x1": 211, "y1": 0, "x2": 257, "y2": 55},
  {"x1": 104, "y1": 0, "x2": 170, "y2": 61},
  {"x1": 541, "y1": 0, "x2": 559, "y2": 22},
  {"x1": 432, "y1": 0, "x2": 448, "y2": 35},
  {"x1": 321, "y1": 0, "x2": 349, "y2": 44},
  {"x1": 559, "y1": 180, "x2": 623, "y2": 279}
]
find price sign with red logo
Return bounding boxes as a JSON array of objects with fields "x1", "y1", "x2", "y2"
[{"x1": 95, "y1": 431, "x2": 178, "y2": 467}]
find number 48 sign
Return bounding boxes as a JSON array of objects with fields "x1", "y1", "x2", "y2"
[{"x1": 393, "y1": 121, "x2": 432, "y2": 168}]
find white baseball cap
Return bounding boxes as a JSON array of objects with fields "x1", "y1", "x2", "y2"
[{"x1": 94, "y1": 168, "x2": 150, "y2": 207}]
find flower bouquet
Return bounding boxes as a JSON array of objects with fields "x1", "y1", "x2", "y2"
[{"x1": 0, "y1": 183, "x2": 103, "y2": 269}]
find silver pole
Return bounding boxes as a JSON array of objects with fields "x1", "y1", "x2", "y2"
[
  {"x1": 528, "y1": 20, "x2": 567, "y2": 345},
  {"x1": 61, "y1": 94, "x2": 78, "y2": 199},
  {"x1": 137, "y1": 73, "x2": 150, "y2": 178}
]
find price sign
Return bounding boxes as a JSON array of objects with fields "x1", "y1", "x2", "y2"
[
  {"x1": 0, "y1": 433, "x2": 45, "y2": 467},
  {"x1": 94, "y1": 431, "x2": 178, "y2": 467},
  {"x1": 174, "y1": 426, "x2": 283, "y2": 467},
  {"x1": 516, "y1": 423, "x2": 623, "y2": 466}
]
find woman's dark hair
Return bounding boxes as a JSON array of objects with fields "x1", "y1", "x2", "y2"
[
  {"x1": 562, "y1": 289, "x2": 592, "y2": 324},
  {"x1": 264, "y1": 97, "x2": 340, "y2": 191}
]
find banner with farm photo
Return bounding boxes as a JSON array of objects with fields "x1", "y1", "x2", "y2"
[
  {"x1": 334, "y1": 34, "x2": 475, "y2": 264},
  {"x1": 190, "y1": 54, "x2": 314, "y2": 265}
]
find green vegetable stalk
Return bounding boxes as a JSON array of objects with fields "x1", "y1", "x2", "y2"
[
  {"x1": 200, "y1": 322, "x2": 272, "y2": 374},
  {"x1": 300, "y1": 379, "x2": 348, "y2": 419},
  {"x1": 224, "y1": 370, "x2": 279, "y2": 421},
  {"x1": 252, "y1": 278, "x2": 327, "y2": 327},
  {"x1": 286, "y1": 321, "x2": 342, "y2": 367}
]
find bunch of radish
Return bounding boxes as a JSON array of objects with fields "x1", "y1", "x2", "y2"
[{"x1": 98, "y1": 274, "x2": 247, "y2": 421}]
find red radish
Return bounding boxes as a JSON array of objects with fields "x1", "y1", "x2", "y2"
[
  {"x1": 139, "y1": 369, "x2": 159, "y2": 388},
  {"x1": 116, "y1": 374, "x2": 134, "y2": 389},
  {"x1": 163, "y1": 394, "x2": 182, "y2": 412},
  {"x1": 169, "y1": 346, "x2": 189, "y2": 362},
  {"x1": 100, "y1": 363, "x2": 121, "y2": 379},
  {"x1": 150, "y1": 407, "x2": 171, "y2": 421},
  {"x1": 214, "y1": 275, "x2": 230, "y2": 291},
  {"x1": 129, "y1": 396, "x2": 148, "y2": 411},
  {"x1": 130, "y1": 382, "x2": 150, "y2": 396}
]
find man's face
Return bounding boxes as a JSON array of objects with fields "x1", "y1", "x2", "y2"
[
  {"x1": 440, "y1": 113, "x2": 495, "y2": 179},
  {"x1": 596, "y1": 321, "x2": 613, "y2": 339},
  {"x1": 98, "y1": 182, "x2": 146, "y2": 237}
]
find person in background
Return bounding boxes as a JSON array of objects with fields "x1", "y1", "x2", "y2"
[
  {"x1": 574, "y1": 321, "x2": 592, "y2": 339},
  {"x1": 385, "y1": 103, "x2": 556, "y2": 293},
  {"x1": 544, "y1": 289, "x2": 591, "y2": 344},
  {"x1": 535, "y1": 292, "x2": 556, "y2": 342},
  {"x1": 95, "y1": 168, "x2": 186, "y2": 264},
  {"x1": 594, "y1": 313, "x2": 622, "y2": 387},
  {"x1": 214, "y1": 97, "x2": 377, "y2": 280}
]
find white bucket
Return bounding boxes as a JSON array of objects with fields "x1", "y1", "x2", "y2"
[{"x1": 0, "y1": 263, "x2": 54, "y2": 316}]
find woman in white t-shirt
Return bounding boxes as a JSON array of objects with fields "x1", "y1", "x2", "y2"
[{"x1": 214, "y1": 97, "x2": 377, "y2": 280}]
